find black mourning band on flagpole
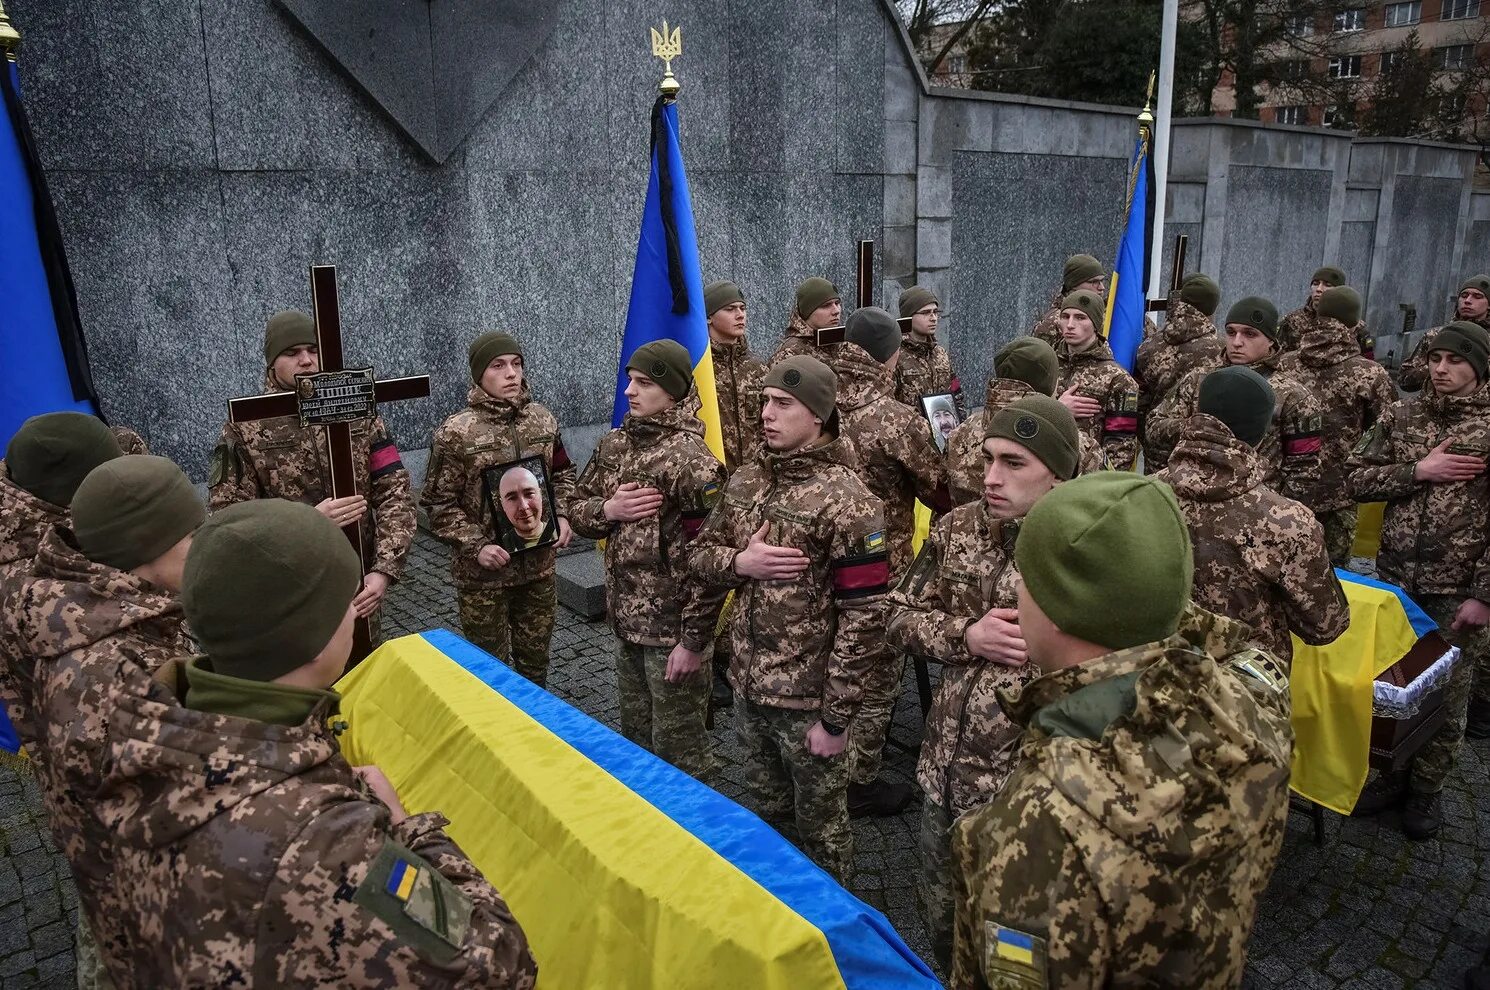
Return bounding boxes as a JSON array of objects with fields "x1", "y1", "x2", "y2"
[
  {"x1": 0, "y1": 64, "x2": 103, "y2": 415},
  {"x1": 650, "y1": 95, "x2": 689, "y2": 316},
  {"x1": 1141, "y1": 134, "x2": 1155, "y2": 296}
]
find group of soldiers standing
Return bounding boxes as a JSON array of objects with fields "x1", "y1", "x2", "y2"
[{"x1": 0, "y1": 249, "x2": 1487, "y2": 988}]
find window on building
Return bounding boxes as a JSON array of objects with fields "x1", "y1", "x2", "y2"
[
  {"x1": 1276, "y1": 58, "x2": 1310, "y2": 81},
  {"x1": 1275, "y1": 105, "x2": 1308, "y2": 125},
  {"x1": 1323, "y1": 105, "x2": 1355, "y2": 127},
  {"x1": 1287, "y1": 13, "x2": 1315, "y2": 36},
  {"x1": 1384, "y1": 1, "x2": 1421, "y2": 26},
  {"x1": 1328, "y1": 55, "x2": 1363, "y2": 78},
  {"x1": 1442, "y1": 92, "x2": 1467, "y2": 117},
  {"x1": 1442, "y1": 0, "x2": 1480, "y2": 20},
  {"x1": 949, "y1": 56, "x2": 966, "y2": 75},
  {"x1": 1333, "y1": 8, "x2": 1365, "y2": 32},
  {"x1": 1382, "y1": 50, "x2": 1404, "y2": 72},
  {"x1": 1438, "y1": 44, "x2": 1473, "y2": 70}
]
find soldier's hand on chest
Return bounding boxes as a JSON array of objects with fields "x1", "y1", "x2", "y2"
[
  {"x1": 605, "y1": 482, "x2": 664, "y2": 523},
  {"x1": 733, "y1": 522, "x2": 809, "y2": 581}
]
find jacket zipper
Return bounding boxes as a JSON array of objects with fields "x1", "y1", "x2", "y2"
[
  {"x1": 745, "y1": 474, "x2": 780, "y2": 705},
  {"x1": 1409, "y1": 418, "x2": 1447, "y2": 593},
  {"x1": 942, "y1": 535, "x2": 1011, "y2": 811}
]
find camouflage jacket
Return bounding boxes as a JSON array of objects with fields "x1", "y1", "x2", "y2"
[
  {"x1": 1055, "y1": 339, "x2": 1140, "y2": 471},
  {"x1": 886, "y1": 502, "x2": 1038, "y2": 817},
  {"x1": 1154, "y1": 415, "x2": 1349, "y2": 665},
  {"x1": 95, "y1": 661, "x2": 538, "y2": 989},
  {"x1": 894, "y1": 333, "x2": 966, "y2": 419},
  {"x1": 0, "y1": 464, "x2": 70, "y2": 737},
  {"x1": 770, "y1": 309, "x2": 829, "y2": 366},
  {"x1": 1147, "y1": 353, "x2": 1324, "y2": 505},
  {"x1": 0, "y1": 526, "x2": 190, "y2": 985},
  {"x1": 422, "y1": 385, "x2": 577, "y2": 590},
  {"x1": 210, "y1": 375, "x2": 416, "y2": 582},
  {"x1": 1280, "y1": 300, "x2": 1372, "y2": 357},
  {"x1": 950, "y1": 607, "x2": 1292, "y2": 990},
  {"x1": 1135, "y1": 300, "x2": 1224, "y2": 470},
  {"x1": 1398, "y1": 314, "x2": 1490, "y2": 392},
  {"x1": 826, "y1": 342, "x2": 950, "y2": 578},
  {"x1": 1348, "y1": 386, "x2": 1490, "y2": 603},
  {"x1": 689, "y1": 435, "x2": 888, "y2": 727},
  {"x1": 1028, "y1": 291, "x2": 1064, "y2": 347},
  {"x1": 711, "y1": 337, "x2": 766, "y2": 473},
  {"x1": 569, "y1": 393, "x2": 728, "y2": 651},
  {"x1": 111, "y1": 426, "x2": 149, "y2": 455},
  {"x1": 944, "y1": 379, "x2": 1106, "y2": 507},
  {"x1": 1277, "y1": 320, "x2": 1396, "y2": 512}
]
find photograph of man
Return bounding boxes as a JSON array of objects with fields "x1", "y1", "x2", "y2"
[
  {"x1": 922, "y1": 395, "x2": 960, "y2": 452},
  {"x1": 492, "y1": 459, "x2": 557, "y2": 552}
]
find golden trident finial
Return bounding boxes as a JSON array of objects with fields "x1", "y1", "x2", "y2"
[
  {"x1": 1137, "y1": 71, "x2": 1156, "y2": 130},
  {"x1": 650, "y1": 20, "x2": 682, "y2": 100},
  {"x1": 0, "y1": 0, "x2": 21, "y2": 64}
]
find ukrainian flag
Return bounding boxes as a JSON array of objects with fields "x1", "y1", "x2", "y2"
[
  {"x1": 1103, "y1": 126, "x2": 1153, "y2": 373},
  {"x1": 612, "y1": 95, "x2": 724, "y2": 461}
]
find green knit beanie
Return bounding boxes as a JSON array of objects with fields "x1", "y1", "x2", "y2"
[
  {"x1": 263, "y1": 311, "x2": 317, "y2": 367},
  {"x1": 762, "y1": 355, "x2": 837, "y2": 423},
  {"x1": 1015, "y1": 473, "x2": 1193, "y2": 651},
  {"x1": 1312, "y1": 266, "x2": 1346, "y2": 288},
  {"x1": 898, "y1": 286, "x2": 938, "y2": 319},
  {"x1": 1459, "y1": 274, "x2": 1490, "y2": 297},
  {"x1": 1061, "y1": 290, "x2": 1106, "y2": 331},
  {"x1": 468, "y1": 332, "x2": 523, "y2": 383},
  {"x1": 72, "y1": 455, "x2": 205, "y2": 571},
  {"x1": 994, "y1": 338, "x2": 1060, "y2": 396},
  {"x1": 183, "y1": 500, "x2": 361, "y2": 681},
  {"x1": 1178, "y1": 273, "x2": 1221, "y2": 317},
  {"x1": 795, "y1": 277, "x2": 841, "y2": 319},
  {"x1": 1316, "y1": 286, "x2": 1361, "y2": 327},
  {"x1": 846, "y1": 307, "x2": 902, "y2": 363},
  {"x1": 1062, "y1": 254, "x2": 1106, "y2": 293},
  {"x1": 626, "y1": 339, "x2": 694, "y2": 400},
  {"x1": 4, "y1": 413, "x2": 122, "y2": 508},
  {"x1": 1224, "y1": 296, "x2": 1281, "y2": 340},
  {"x1": 705, "y1": 280, "x2": 745, "y2": 315},
  {"x1": 986, "y1": 395, "x2": 1080, "y2": 480},
  {"x1": 1198, "y1": 366, "x2": 1276, "y2": 447},
  {"x1": 1431, "y1": 321, "x2": 1490, "y2": 383}
]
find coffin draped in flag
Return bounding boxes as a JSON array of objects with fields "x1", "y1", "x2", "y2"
[
  {"x1": 1103, "y1": 127, "x2": 1154, "y2": 373},
  {"x1": 612, "y1": 95, "x2": 724, "y2": 461}
]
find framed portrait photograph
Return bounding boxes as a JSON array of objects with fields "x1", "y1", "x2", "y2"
[
  {"x1": 481, "y1": 454, "x2": 559, "y2": 554},
  {"x1": 919, "y1": 394, "x2": 960, "y2": 453}
]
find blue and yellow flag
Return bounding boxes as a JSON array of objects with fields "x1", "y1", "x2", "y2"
[
  {"x1": 612, "y1": 96, "x2": 723, "y2": 461},
  {"x1": 1102, "y1": 127, "x2": 1153, "y2": 373}
]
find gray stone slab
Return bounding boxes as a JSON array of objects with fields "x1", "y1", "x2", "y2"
[
  {"x1": 1218, "y1": 165, "x2": 1333, "y2": 320},
  {"x1": 555, "y1": 548, "x2": 606, "y2": 619}
]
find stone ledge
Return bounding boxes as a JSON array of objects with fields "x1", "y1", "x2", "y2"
[{"x1": 556, "y1": 548, "x2": 606, "y2": 620}]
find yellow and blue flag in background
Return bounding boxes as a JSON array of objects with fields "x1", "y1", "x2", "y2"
[
  {"x1": 613, "y1": 95, "x2": 723, "y2": 460},
  {"x1": 1103, "y1": 125, "x2": 1154, "y2": 373}
]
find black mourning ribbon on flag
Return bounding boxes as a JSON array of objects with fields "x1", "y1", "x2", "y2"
[{"x1": 650, "y1": 95, "x2": 689, "y2": 316}]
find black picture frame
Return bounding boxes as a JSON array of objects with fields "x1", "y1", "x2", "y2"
[
  {"x1": 919, "y1": 393, "x2": 960, "y2": 453},
  {"x1": 481, "y1": 454, "x2": 559, "y2": 554}
]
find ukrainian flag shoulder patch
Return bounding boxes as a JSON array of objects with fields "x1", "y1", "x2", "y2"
[
  {"x1": 386, "y1": 859, "x2": 419, "y2": 902},
  {"x1": 865, "y1": 531, "x2": 885, "y2": 552},
  {"x1": 983, "y1": 922, "x2": 1047, "y2": 988}
]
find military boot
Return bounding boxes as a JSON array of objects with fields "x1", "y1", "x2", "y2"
[
  {"x1": 1402, "y1": 790, "x2": 1441, "y2": 841},
  {"x1": 847, "y1": 777, "x2": 916, "y2": 819},
  {"x1": 1351, "y1": 768, "x2": 1409, "y2": 815},
  {"x1": 1466, "y1": 699, "x2": 1490, "y2": 740}
]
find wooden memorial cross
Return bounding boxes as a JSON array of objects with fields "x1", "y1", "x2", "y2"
[
  {"x1": 227, "y1": 264, "x2": 431, "y2": 665},
  {"x1": 1143, "y1": 233, "x2": 1189, "y2": 313}
]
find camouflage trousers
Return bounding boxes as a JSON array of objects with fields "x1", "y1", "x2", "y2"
[
  {"x1": 457, "y1": 578, "x2": 558, "y2": 687},
  {"x1": 1411, "y1": 594, "x2": 1490, "y2": 794},
  {"x1": 74, "y1": 912, "x2": 115, "y2": 990},
  {"x1": 917, "y1": 796, "x2": 955, "y2": 973},
  {"x1": 846, "y1": 647, "x2": 905, "y2": 786},
  {"x1": 1317, "y1": 506, "x2": 1359, "y2": 566},
  {"x1": 615, "y1": 639, "x2": 715, "y2": 782},
  {"x1": 734, "y1": 697, "x2": 854, "y2": 883}
]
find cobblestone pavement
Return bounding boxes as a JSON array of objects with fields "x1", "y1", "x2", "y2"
[{"x1": 2, "y1": 531, "x2": 1488, "y2": 987}]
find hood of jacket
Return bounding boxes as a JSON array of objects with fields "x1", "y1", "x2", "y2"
[
  {"x1": 983, "y1": 377, "x2": 1041, "y2": 413},
  {"x1": 620, "y1": 388, "x2": 707, "y2": 446},
  {"x1": 0, "y1": 466, "x2": 66, "y2": 567},
  {"x1": 783, "y1": 307, "x2": 817, "y2": 341},
  {"x1": 827, "y1": 342, "x2": 893, "y2": 412},
  {"x1": 1059, "y1": 337, "x2": 1117, "y2": 366},
  {"x1": 1161, "y1": 413, "x2": 1267, "y2": 503},
  {"x1": 1296, "y1": 317, "x2": 1361, "y2": 368},
  {"x1": 1423, "y1": 378, "x2": 1490, "y2": 420},
  {"x1": 1163, "y1": 300, "x2": 1219, "y2": 346},
  {"x1": 710, "y1": 336, "x2": 752, "y2": 362},
  {"x1": 465, "y1": 381, "x2": 535, "y2": 420},
  {"x1": 759, "y1": 433, "x2": 856, "y2": 485}
]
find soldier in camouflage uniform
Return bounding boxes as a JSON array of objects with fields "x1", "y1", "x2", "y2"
[
  {"x1": 689, "y1": 356, "x2": 888, "y2": 882},
  {"x1": 1399, "y1": 273, "x2": 1490, "y2": 392},
  {"x1": 1278, "y1": 286, "x2": 1396, "y2": 564},
  {"x1": 569, "y1": 341, "x2": 727, "y2": 780},
  {"x1": 0, "y1": 457, "x2": 200, "y2": 987},
  {"x1": 96, "y1": 500, "x2": 537, "y2": 988},
  {"x1": 771, "y1": 277, "x2": 842, "y2": 365},
  {"x1": 422, "y1": 332, "x2": 576, "y2": 687},
  {"x1": 705, "y1": 280, "x2": 766, "y2": 474},
  {"x1": 1347, "y1": 321, "x2": 1490, "y2": 839},
  {"x1": 1029, "y1": 254, "x2": 1105, "y2": 347},
  {"x1": 1054, "y1": 290, "x2": 1141, "y2": 471},
  {"x1": 1279, "y1": 265, "x2": 1373, "y2": 357},
  {"x1": 952, "y1": 473, "x2": 1293, "y2": 989},
  {"x1": 209, "y1": 311, "x2": 417, "y2": 640},
  {"x1": 893, "y1": 286, "x2": 966, "y2": 419},
  {"x1": 1154, "y1": 367, "x2": 1348, "y2": 666},
  {"x1": 1147, "y1": 296, "x2": 1323, "y2": 505},
  {"x1": 886, "y1": 394, "x2": 1079, "y2": 971},
  {"x1": 824, "y1": 308, "x2": 951, "y2": 816},
  {"x1": 1135, "y1": 274, "x2": 1224, "y2": 471}
]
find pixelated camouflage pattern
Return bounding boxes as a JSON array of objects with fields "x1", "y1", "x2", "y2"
[
  {"x1": 1277, "y1": 318, "x2": 1397, "y2": 512},
  {"x1": 1348, "y1": 386, "x2": 1490, "y2": 602},
  {"x1": 0, "y1": 464, "x2": 70, "y2": 737},
  {"x1": 894, "y1": 333, "x2": 967, "y2": 420},
  {"x1": 457, "y1": 580, "x2": 557, "y2": 688},
  {"x1": 769, "y1": 308, "x2": 829, "y2": 366},
  {"x1": 886, "y1": 501, "x2": 1038, "y2": 818},
  {"x1": 569, "y1": 391, "x2": 728, "y2": 652},
  {"x1": 1280, "y1": 299, "x2": 1373, "y2": 357},
  {"x1": 615, "y1": 640, "x2": 714, "y2": 781},
  {"x1": 1146, "y1": 352, "x2": 1323, "y2": 505},
  {"x1": 210, "y1": 374, "x2": 416, "y2": 582},
  {"x1": 1055, "y1": 339, "x2": 1141, "y2": 471},
  {"x1": 689, "y1": 434, "x2": 888, "y2": 728},
  {"x1": 1135, "y1": 299, "x2": 1225, "y2": 470},
  {"x1": 1398, "y1": 315, "x2": 1490, "y2": 392},
  {"x1": 950, "y1": 606, "x2": 1293, "y2": 990},
  {"x1": 94, "y1": 662, "x2": 537, "y2": 989},
  {"x1": 110, "y1": 426, "x2": 148, "y2": 455},
  {"x1": 0, "y1": 525, "x2": 191, "y2": 985},
  {"x1": 826, "y1": 342, "x2": 950, "y2": 578},
  {"x1": 944, "y1": 378, "x2": 1105, "y2": 506},
  {"x1": 1155, "y1": 414, "x2": 1349, "y2": 665},
  {"x1": 711, "y1": 337, "x2": 767, "y2": 473},
  {"x1": 1407, "y1": 593, "x2": 1487, "y2": 793},
  {"x1": 1028, "y1": 291, "x2": 1065, "y2": 347},
  {"x1": 421, "y1": 384, "x2": 577, "y2": 590}
]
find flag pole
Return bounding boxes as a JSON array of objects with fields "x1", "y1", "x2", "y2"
[
  {"x1": 1146, "y1": 0, "x2": 1178, "y2": 300},
  {"x1": 0, "y1": 0, "x2": 21, "y2": 63}
]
